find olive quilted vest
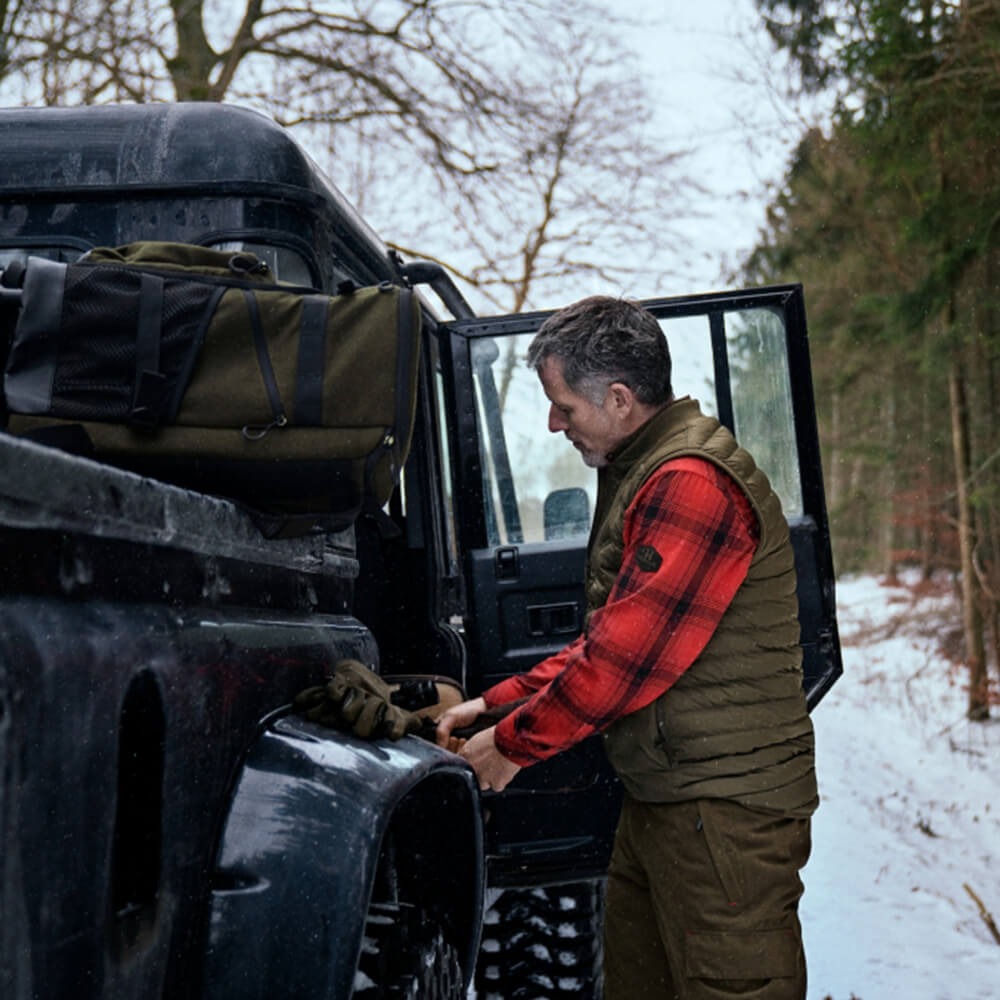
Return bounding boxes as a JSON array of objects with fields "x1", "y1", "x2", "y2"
[{"x1": 593, "y1": 398, "x2": 818, "y2": 815}]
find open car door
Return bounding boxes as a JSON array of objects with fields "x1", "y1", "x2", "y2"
[{"x1": 438, "y1": 284, "x2": 842, "y2": 886}]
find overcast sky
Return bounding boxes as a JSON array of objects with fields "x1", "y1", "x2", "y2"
[
  {"x1": 617, "y1": 0, "x2": 823, "y2": 292},
  {"x1": 0, "y1": 0, "x2": 819, "y2": 301}
]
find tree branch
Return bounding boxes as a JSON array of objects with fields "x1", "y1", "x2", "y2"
[{"x1": 963, "y1": 883, "x2": 1000, "y2": 947}]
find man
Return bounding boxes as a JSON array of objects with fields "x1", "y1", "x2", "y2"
[{"x1": 437, "y1": 295, "x2": 817, "y2": 1000}]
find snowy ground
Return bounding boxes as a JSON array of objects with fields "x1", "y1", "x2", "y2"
[{"x1": 802, "y1": 572, "x2": 1000, "y2": 999}]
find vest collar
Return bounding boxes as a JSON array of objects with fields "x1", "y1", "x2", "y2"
[
  {"x1": 605, "y1": 396, "x2": 700, "y2": 469},
  {"x1": 592, "y1": 397, "x2": 702, "y2": 528}
]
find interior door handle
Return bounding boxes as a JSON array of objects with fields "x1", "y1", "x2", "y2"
[
  {"x1": 495, "y1": 546, "x2": 519, "y2": 580},
  {"x1": 528, "y1": 602, "x2": 579, "y2": 637}
]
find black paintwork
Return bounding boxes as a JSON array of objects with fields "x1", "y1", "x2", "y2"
[
  {"x1": 0, "y1": 102, "x2": 397, "y2": 291},
  {"x1": 204, "y1": 717, "x2": 483, "y2": 999},
  {"x1": 0, "y1": 103, "x2": 483, "y2": 1000}
]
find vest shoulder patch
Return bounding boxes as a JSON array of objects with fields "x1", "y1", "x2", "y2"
[{"x1": 635, "y1": 544, "x2": 662, "y2": 572}]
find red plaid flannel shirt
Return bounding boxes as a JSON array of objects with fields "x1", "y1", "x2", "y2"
[{"x1": 485, "y1": 456, "x2": 760, "y2": 766}]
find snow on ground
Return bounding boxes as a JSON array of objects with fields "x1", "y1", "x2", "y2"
[{"x1": 802, "y1": 572, "x2": 1000, "y2": 999}]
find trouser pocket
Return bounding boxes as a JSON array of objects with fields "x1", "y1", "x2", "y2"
[
  {"x1": 697, "y1": 800, "x2": 747, "y2": 906},
  {"x1": 684, "y1": 928, "x2": 801, "y2": 997}
]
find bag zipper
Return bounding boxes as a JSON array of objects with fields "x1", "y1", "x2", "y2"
[{"x1": 240, "y1": 288, "x2": 288, "y2": 440}]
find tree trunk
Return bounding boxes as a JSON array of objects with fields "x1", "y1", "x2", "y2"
[
  {"x1": 166, "y1": 0, "x2": 217, "y2": 101},
  {"x1": 948, "y1": 362, "x2": 989, "y2": 719},
  {"x1": 829, "y1": 385, "x2": 842, "y2": 514},
  {"x1": 881, "y1": 389, "x2": 898, "y2": 583},
  {"x1": 976, "y1": 252, "x2": 1000, "y2": 683},
  {"x1": 919, "y1": 367, "x2": 935, "y2": 580}
]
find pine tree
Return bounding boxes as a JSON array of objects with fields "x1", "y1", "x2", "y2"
[{"x1": 750, "y1": 0, "x2": 1000, "y2": 717}]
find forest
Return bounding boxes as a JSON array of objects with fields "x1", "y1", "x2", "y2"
[
  {"x1": 0, "y1": 0, "x2": 996, "y2": 719},
  {"x1": 743, "y1": 0, "x2": 1000, "y2": 719}
]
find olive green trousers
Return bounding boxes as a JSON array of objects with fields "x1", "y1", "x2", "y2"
[{"x1": 603, "y1": 797, "x2": 811, "y2": 1000}]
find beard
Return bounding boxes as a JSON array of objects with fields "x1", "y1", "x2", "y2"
[{"x1": 577, "y1": 444, "x2": 609, "y2": 468}]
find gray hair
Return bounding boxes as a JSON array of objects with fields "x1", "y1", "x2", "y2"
[{"x1": 526, "y1": 296, "x2": 673, "y2": 406}]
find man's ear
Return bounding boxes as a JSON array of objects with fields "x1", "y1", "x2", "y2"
[{"x1": 607, "y1": 382, "x2": 635, "y2": 419}]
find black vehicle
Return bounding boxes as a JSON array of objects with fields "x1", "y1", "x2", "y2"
[{"x1": 0, "y1": 103, "x2": 841, "y2": 999}]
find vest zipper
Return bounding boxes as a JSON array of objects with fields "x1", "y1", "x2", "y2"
[{"x1": 653, "y1": 698, "x2": 675, "y2": 766}]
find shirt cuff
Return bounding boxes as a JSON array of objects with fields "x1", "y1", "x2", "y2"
[
  {"x1": 481, "y1": 673, "x2": 538, "y2": 709},
  {"x1": 493, "y1": 712, "x2": 543, "y2": 766}
]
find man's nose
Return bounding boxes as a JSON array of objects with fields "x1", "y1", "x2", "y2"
[{"x1": 548, "y1": 405, "x2": 567, "y2": 433}]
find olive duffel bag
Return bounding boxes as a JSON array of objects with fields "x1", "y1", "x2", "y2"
[{"x1": 1, "y1": 242, "x2": 421, "y2": 529}]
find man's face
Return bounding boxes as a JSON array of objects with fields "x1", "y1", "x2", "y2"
[{"x1": 538, "y1": 356, "x2": 622, "y2": 468}]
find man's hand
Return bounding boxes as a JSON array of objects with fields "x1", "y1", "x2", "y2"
[
  {"x1": 459, "y1": 726, "x2": 521, "y2": 792},
  {"x1": 435, "y1": 696, "x2": 487, "y2": 752}
]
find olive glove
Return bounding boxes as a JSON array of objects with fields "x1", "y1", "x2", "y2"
[{"x1": 293, "y1": 658, "x2": 423, "y2": 741}]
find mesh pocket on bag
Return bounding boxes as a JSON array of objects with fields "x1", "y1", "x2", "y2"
[{"x1": 51, "y1": 266, "x2": 215, "y2": 422}]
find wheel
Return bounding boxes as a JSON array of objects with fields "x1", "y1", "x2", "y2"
[
  {"x1": 354, "y1": 825, "x2": 466, "y2": 1000},
  {"x1": 355, "y1": 899, "x2": 464, "y2": 1000},
  {"x1": 475, "y1": 881, "x2": 604, "y2": 1000}
]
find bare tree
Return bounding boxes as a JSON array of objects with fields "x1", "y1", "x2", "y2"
[
  {"x1": 385, "y1": 22, "x2": 701, "y2": 312},
  {"x1": 0, "y1": 0, "x2": 13, "y2": 80},
  {"x1": 0, "y1": 1, "x2": 700, "y2": 312},
  {"x1": 1, "y1": 2, "x2": 524, "y2": 161}
]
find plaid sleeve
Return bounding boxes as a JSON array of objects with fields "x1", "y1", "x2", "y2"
[
  {"x1": 481, "y1": 638, "x2": 580, "y2": 708},
  {"x1": 493, "y1": 457, "x2": 759, "y2": 766}
]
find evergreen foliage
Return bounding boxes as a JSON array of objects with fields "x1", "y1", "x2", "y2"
[{"x1": 748, "y1": 0, "x2": 1000, "y2": 716}]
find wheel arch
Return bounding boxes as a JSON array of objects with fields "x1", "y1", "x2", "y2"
[{"x1": 200, "y1": 715, "x2": 483, "y2": 999}]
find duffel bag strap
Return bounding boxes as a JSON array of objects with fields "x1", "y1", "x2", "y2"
[
  {"x1": 129, "y1": 272, "x2": 167, "y2": 430},
  {"x1": 293, "y1": 295, "x2": 329, "y2": 426},
  {"x1": 128, "y1": 275, "x2": 228, "y2": 431}
]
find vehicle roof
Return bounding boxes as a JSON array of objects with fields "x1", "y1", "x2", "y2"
[
  {"x1": 1, "y1": 102, "x2": 314, "y2": 193},
  {"x1": 0, "y1": 102, "x2": 397, "y2": 287}
]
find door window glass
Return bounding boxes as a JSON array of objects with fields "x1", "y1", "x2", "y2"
[
  {"x1": 659, "y1": 314, "x2": 716, "y2": 417},
  {"x1": 466, "y1": 302, "x2": 804, "y2": 548},
  {"x1": 656, "y1": 306, "x2": 803, "y2": 518},
  {"x1": 470, "y1": 335, "x2": 595, "y2": 546},
  {"x1": 725, "y1": 307, "x2": 803, "y2": 518}
]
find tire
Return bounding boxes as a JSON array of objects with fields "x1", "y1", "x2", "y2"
[
  {"x1": 355, "y1": 900, "x2": 464, "y2": 1000},
  {"x1": 475, "y1": 881, "x2": 604, "y2": 1000}
]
